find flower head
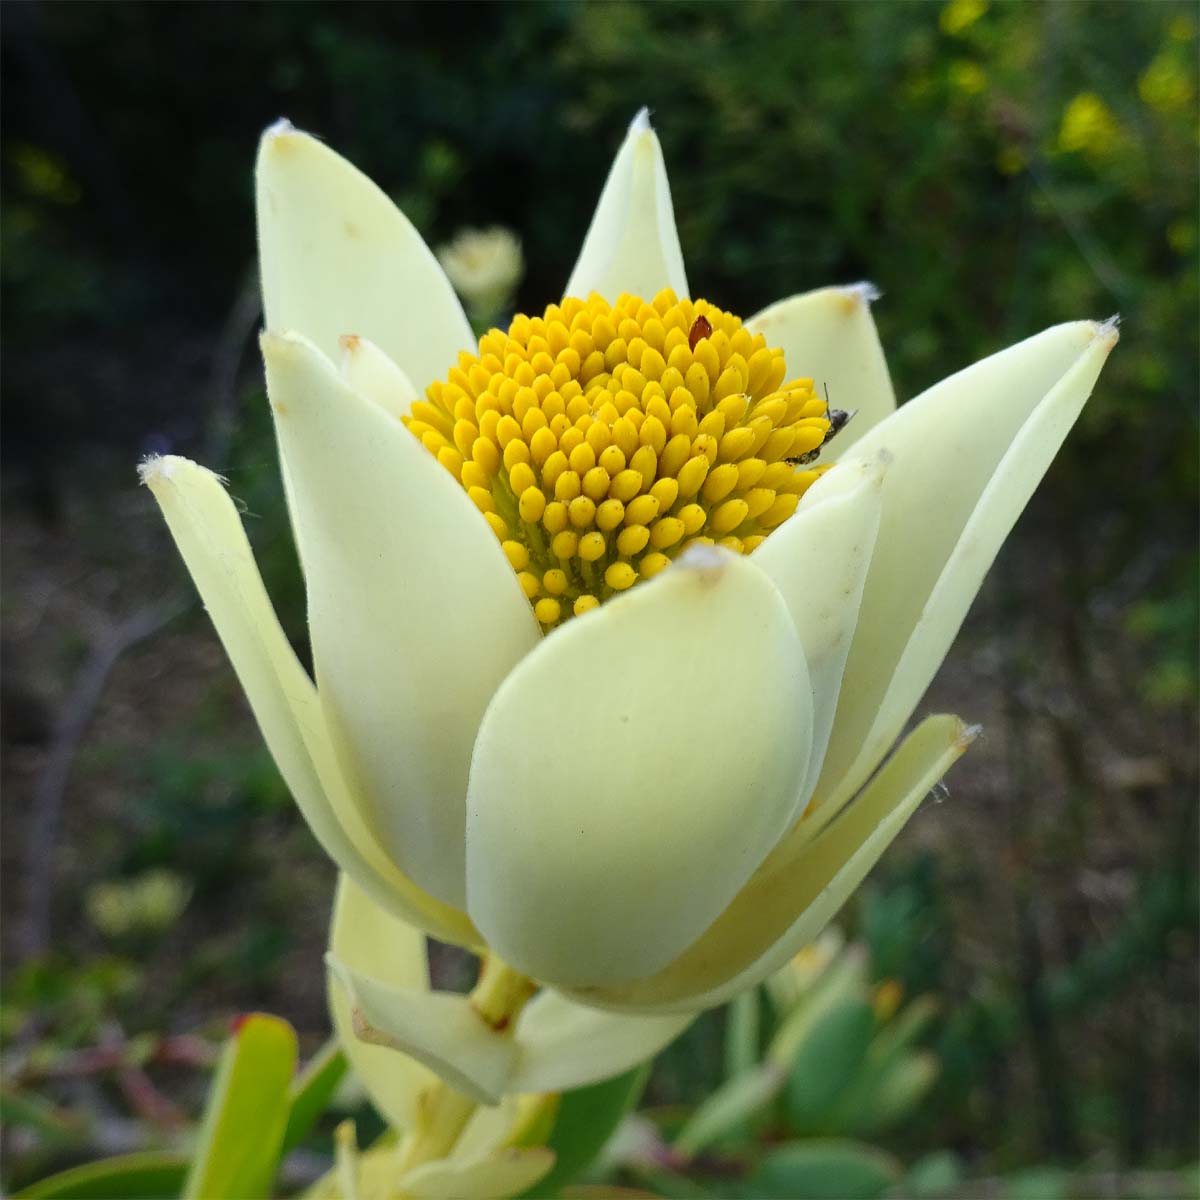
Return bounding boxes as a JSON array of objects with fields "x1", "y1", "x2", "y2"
[
  {"x1": 436, "y1": 225, "x2": 524, "y2": 318},
  {"x1": 416, "y1": 288, "x2": 838, "y2": 625},
  {"x1": 142, "y1": 111, "x2": 1116, "y2": 1103}
]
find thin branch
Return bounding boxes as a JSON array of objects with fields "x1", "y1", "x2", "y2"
[
  {"x1": 17, "y1": 599, "x2": 187, "y2": 959},
  {"x1": 16, "y1": 267, "x2": 261, "y2": 962},
  {"x1": 203, "y1": 267, "x2": 262, "y2": 469}
]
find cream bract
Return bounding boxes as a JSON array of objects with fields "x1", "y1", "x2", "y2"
[
  {"x1": 747, "y1": 286, "x2": 896, "y2": 454},
  {"x1": 263, "y1": 330, "x2": 539, "y2": 909},
  {"x1": 810, "y1": 319, "x2": 1117, "y2": 823},
  {"x1": 466, "y1": 545, "x2": 813, "y2": 987},
  {"x1": 329, "y1": 875, "x2": 692, "y2": 1111},
  {"x1": 566, "y1": 107, "x2": 688, "y2": 303},
  {"x1": 257, "y1": 120, "x2": 474, "y2": 394},
  {"x1": 145, "y1": 111, "x2": 1116, "y2": 1089},
  {"x1": 320, "y1": 877, "x2": 557, "y2": 1198}
]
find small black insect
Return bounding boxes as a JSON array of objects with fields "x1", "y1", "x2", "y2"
[
  {"x1": 824, "y1": 408, "x2": 854, "y2": 442},
  {"x1": 784, "y1": 388, "x2": 857, "y2": 466}
]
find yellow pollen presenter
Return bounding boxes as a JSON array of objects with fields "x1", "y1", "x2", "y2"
[{"x1": 406, "y1": 289, "x2": 846, "y2": 627}]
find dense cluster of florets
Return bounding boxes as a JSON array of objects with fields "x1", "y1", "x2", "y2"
[{"x1": 404, "y1": 288, "x2": 834, "y2": 627}]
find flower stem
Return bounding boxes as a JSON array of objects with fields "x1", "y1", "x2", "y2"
[{"x1": 393, "y1": 954, "x2": 535, "y2": 1173}]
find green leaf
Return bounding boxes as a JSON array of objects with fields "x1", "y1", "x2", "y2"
[
  {"x1": 767, "y1": 946, "x2": 868, "y2": 1066},
  {"x1": 281, "y1": 1038, "x2": 347, "y2": 1154},
  {"x1": 521, "y1": 1065, "x2": 649, "y2": 1198},
  {"x1": 1005, "y1": 1167, "x2": 1071, "y2": 1200},
  {"x1": 724, "y1": 989, "x2": 761, "y2": 1080},
  {"x1": 627, "y1": 1165, "x2": 727, "y2": 1199},
  {"x1": 714, "y1": 989, "x2": 763, "y2": 1148},
  {"x1": 16, "y1": 1152, "x2": 188, "y2": 1199},
  {"x1": 784, "y1": 1000, "x2": 875, "y2": 1132},
  {"x1": 904, "y1": 1150, "x2": 963, "y2": 1197},
  {"x1": 868, "y1": 994, "x2": 940, "y2": 1063},
  {"x1": 828, "y1": 994, "x2": 940, "y2": 1136},
  {"x1": 182, "y1": 1013, "x2": 298, "y2": 1200},
  {"x1": 751, "y1": 1139, "x2": 901, "y2": 1200},
  {"x1": 854, "y1": 1050, "x2": 939, "y2": 1134},
  {"x1": 559, "y1": 1188, "x2": 663, "y2": 1200},
  {"x1": 673, "y1": 1062, "x2": 784, "y2": 1158}
]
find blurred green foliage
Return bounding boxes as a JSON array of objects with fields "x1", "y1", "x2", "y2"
[{"x1": 605, "y1": 925, "x2": 1199, "y2": 1198}]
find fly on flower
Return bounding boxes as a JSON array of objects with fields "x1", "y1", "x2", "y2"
[
  {"x1": 786, "y1": 400, "x2": 854, "y2": 465},
  {"x1": 141, "y1": 107, "x2": 1116, "y2": 1118}
]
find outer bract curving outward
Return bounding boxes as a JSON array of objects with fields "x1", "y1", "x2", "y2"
[{"x1": 142, "y1": 109, "x2": 1116, "y2": 1122}]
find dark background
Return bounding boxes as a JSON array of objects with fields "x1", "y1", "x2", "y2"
[{"x1": 2, "y1": 2, "x2": 1197, "y2": 1196}]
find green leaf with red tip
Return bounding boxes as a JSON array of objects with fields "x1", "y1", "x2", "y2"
[{"x1": 182, "y1": 1012, "x2": 297, "y2": 1200}]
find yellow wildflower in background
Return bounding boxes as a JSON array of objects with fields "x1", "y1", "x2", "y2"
[
  {"x1": 948, "y1": 60, "x2": 987, "y2": 97},
  {"x1": 1058, "y1": 92, "x2": 1121, "y2": 158},
  {"x1": 1138, "y1": 50, "x2": 1194, "y2": 115},
  {"x1": 939, "y1": 0, "x2": 987, "y2": 38}
]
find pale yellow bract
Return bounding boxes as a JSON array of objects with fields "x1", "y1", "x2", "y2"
[{"x1": 141, "y1": 109, "x2": 1117, "y2": 1133}]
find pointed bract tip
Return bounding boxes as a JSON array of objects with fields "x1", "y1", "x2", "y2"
[
  {"x1": 263, "y1": 117, "x2": 296, "y2": 140},
  {"x1": 839, "y1": 446, "x2": 890, "y2": 488},
  {"x1": 257, "y1": 118, "x2": 322, "y2": 164},
  {"x1": 957, "y1": 721, "x2": 984, "y2": 750},
  {"x1": 861, "y1": 446, "x2": 893, "y2": 487},
  {"x1": 676, "y1": 541, "x2": 730, "y2": 583},
  {"x1": 1096, "y1": 314, "x2": 1121, "y2": 350},
  {"x1": 841, "y1": 281, "x2": 882, "y2": 305},
  {"x1": 139, "y1": 454, "x2": 228, "y2": 490},
  {"x1": 259, "y1": 327, "x2": 308, "y2": 359},
  {"x1": 137, "y1": 453, "x2": 170, "y2": 486},
  {"x1": 629, "y1": 106, "x2": 652, "y2": 134}
]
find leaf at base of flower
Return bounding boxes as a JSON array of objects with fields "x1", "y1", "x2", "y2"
[{"x1": 326, "y1": 953, "x2": 517, "y2": 1106}]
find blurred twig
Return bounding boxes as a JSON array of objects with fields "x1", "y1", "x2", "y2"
[
  {"x1": 204, "y1": 268, "x2": 262, "y2": 470},
  {"x1": 16, "y1": 270, "x2": 262, "y2": 962},
  {"x1": 1027, "y1": 163, "x2": 1134, "y2": 308},
  {"x1": 16, "y1": 599, "x2": 187, "y2": 960},
  {"x1": 7, "y1": 1033, "x2": 213, "y2": 1086},
  {"x1": 1002, "y1": 639, "x2": 1082, "y2": 1159}
]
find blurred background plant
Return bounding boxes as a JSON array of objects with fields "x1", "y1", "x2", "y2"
[
  {"x1": 608, "y1": 929, "x2": 948, "y2": 1198},
  {"x1": 437, "y1": 225, "x2": 525, "y2": 333},
  {"x1": 2, "y1": 1, "x2": 1196, "y2": 1197}
]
